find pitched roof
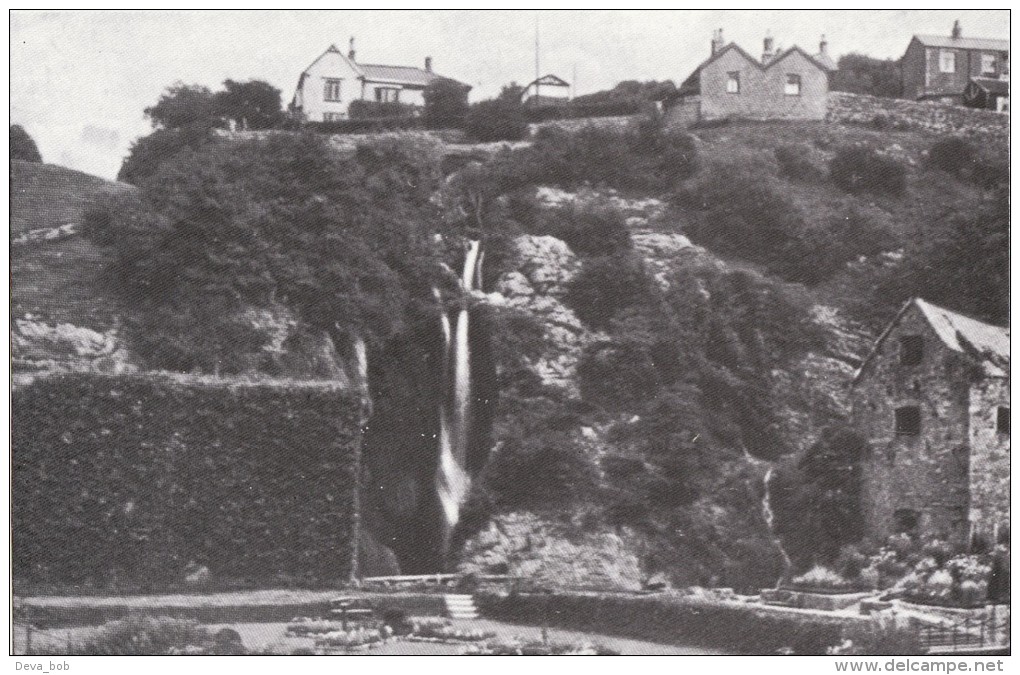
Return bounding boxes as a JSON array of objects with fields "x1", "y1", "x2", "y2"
[
  {"x1": 854, "y1": 298, "x2": 1010, "y2": 383},
  {"x1": 813, "y1": 51, "x2": 838, "y2": 72},
  {"x1": 970, "y1": 77, "x2": 1010, "y2": 95},
  {"x1": 358, "y1": 63, "x2": 445, "y2": 87},
  {"x1": 912, "y1": 34, "x2": 1009, "y2": 51},
  {"x1": 675, "y1": 42, "x2": 831, "y2": 96}
]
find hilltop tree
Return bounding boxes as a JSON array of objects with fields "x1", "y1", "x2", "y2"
[
  {"x1": 216, "y1": 79, "x2": 283, "y2": 130},
  {"x1": 831, "y1": 53, "x2": 902, "y2": 98},
  {"x1": 423, "y1": 78, "x2": 471, "y2": 129},
  {"x1": 10, "y1": 125, "x2": 42, "y2": 162},
  {"x1": 144, "y1": 83, "x2": 221, "y2": 129}
]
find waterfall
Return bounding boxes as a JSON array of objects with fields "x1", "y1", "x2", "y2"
[
  {"x1": 433, "y1": 240, "x2": 483, "y2": 559},
  {"x1": 743, "y1": 448, "x2": 793, "y2": 588}
]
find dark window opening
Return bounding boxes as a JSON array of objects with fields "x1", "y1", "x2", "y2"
[
  {"x1": 900, "y1": 335, "x2": 923, "y2": 366},
  {"x1": 895, "y1": 406, "x2": 921, "y2": 435},
  {"x1": 997, "y1": 407, "x2": 1010, "y2": 435},
  {"x1": 894, "y1": 509, "x2": 920, "y2": 535}
]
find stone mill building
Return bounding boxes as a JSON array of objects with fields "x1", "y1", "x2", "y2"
[{"x1": 852, "y1": 298, "x2": 1009, "y2": 548}]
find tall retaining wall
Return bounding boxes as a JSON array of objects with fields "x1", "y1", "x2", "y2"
[{"x1": 12, "y1": 373, "x2": 364, "y2": 589}]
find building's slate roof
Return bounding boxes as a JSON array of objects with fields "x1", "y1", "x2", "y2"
[
  {"x1": 970, "y1": 77, "x2": 1011, "y2": 95},
  {"x1": 358, "y1": 64, "x2": 446, "y2": 87},
  {"x1": 675, "y1": 42, "x2": 831, "y2": 97},
  {"x1": 854, "y1": 298, "x2": 1010, "y2": 383},
  {"x1": 912, "y1": 35, "x2": 1009, "y2": 51},
  {"x1": 813, "y1": 50, "x2": 838, "y2": 72}
]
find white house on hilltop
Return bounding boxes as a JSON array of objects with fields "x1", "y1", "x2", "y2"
[{"x1": 290, "y1": 38, "x2": 470, "y2": 122}]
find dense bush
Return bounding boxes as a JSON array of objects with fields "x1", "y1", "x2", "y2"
[
  {"x1": 529, "y1": 198, "x2": 632, "y2": 257},
  {"x1": 117, "y1": 122, "x2": 215, "y2": 185},
  {"x1": 831, "y1": 53, "x2": 902, "y2": 98},
  {"x1": 476, "y1": 591, "x2": 850, "y2": 654},
  {"x1": 12, "y1": 373, "x2": 362, "y2": 587},
  {"x1": 10, "y1": 124, "x2": 42, "y2": 162},
  {"x1": 465, "y1": 99, "x2": 529, "y2": 142},
  {"x1": 775, "y1": 144, "x2": 823, "y2": 182},
  {"x1": 523, "y1": 99, "x2": 643, "y2": 123},
  {"x1": 565, "y1": 252, "x2": 656, "y2": 329},
  {"x1": 927, "y1": 137, "x2": 976, "y2": 176},
  {"x1": 307, "y1": 117, "x2": 423, "y2": 134},
  {"x1": 829, "y1": 147, "x2": 906, "y2": 196},
  {"x1": 423, "y1": 78, "x2": 470, "y2": 129}
]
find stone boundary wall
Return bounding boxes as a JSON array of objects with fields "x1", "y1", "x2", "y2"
[{"x1": 827, "y1": 92, "x2": 1009, "y2": 145}]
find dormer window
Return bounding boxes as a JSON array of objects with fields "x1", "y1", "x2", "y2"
[
  {"x1": 900, "y1": 335, "x2": 923, "y2": 366},
  {"x1": 727, "y1": 72, "x2": 740, "y2": 94}
]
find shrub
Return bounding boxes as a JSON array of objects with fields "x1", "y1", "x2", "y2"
[
  {"x1": 928, "y1": 137, "x2": 976, "y2": 176},
  {"x1": 834, "y1": 621, "x2": 924, "y2": 656},
  {"x1": 480, "y1": 433, "x2": 600, "y2": 511},
  {"x1": 565, "y1": 253, "x2": 656, "y2": 329},
  {"x1": 829, "y1": 147, "x2": 906, "y2": 196},
  {"x1": 466, "y1": 99, "x2": 528, "y2": 142},
  {"x1": 775, "y1": 144, "x2": 823, "y2": 182},
  {"x1": 790, "y1": 565, "x2": 852, "y2": 590},
  {"x1": 10, "y1": 125, "x2": 42, "y2": 162},
  {"x1": 381, "y1": 608, "x2": 413, "y2": 635},
  {"x1": 348, "y1": 100, "x2": 419, "y2": 120},
  {"x1": 72, "y1": 616, "x2": 212, "y2": 655},
  {"x1": 117, "y1": 122, "x2": 215, "y2": 185},
  {"x1": 423, "y1": 78, "x2": 470, "y2": 129},
  {"x1": 531, "y1": 198, "x2": 632, "y2": 257}
]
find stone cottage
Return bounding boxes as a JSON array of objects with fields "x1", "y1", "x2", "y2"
[
  {"x1": 664, "y1": 30, "x2": 835, "y2": 127},
  {"x1": 901, "y1": 20, "x2": 1009, "y2": 104},
  {"x1": 852, "y1": 298, "x2": 1009, "y2": 549},
  {"x1": 289, "y1": 38, "x2": 470, "y2": 122}
]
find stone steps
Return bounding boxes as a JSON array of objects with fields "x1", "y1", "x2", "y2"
[{"x1": 444, "y1": 593, "x2": 479, "y2": 620}]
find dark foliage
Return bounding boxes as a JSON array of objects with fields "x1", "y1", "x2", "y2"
[
  {"x1": 479, "y1": 433, "x2": 601, "y2": 511},
  {"x1": 571, "y1": 80, "x2": 677, "y2": 106},
  {"x1": 928, "y1": 137, "x2": 1008, "y2": 190},
  {"x1": 465, "y1": 99, "x2": 529, "y2": 142},
  {"x1": 71, "y1": 616, "x2": 212, "y2": 656},
  {"x1": 10, "y1": 124, "x2": 42, "y2": 162},
  {"x1": 217, "y1": 79, "x2": 284, "y2": 130},
  {"x1": 831, "y1": 53, "x2": 902, "y2": 98},
  {"x1": 523, "y1": 99, "x2": 644, "y2": 123},
  {"x1": 829, "y1": 147, "x2": 906, "y2": 196},
  {"x1": 772, "y1": 427, "x2": 867, "y2": 568},
  {"x1": 348, "y1": 99, "x2": 419, "y2": 120},
  {"x1": 11, "y1": 374, "x2": 362, "y2": 587},
  {"x1": 308, "y1": 117, "x2": 423, "y2": 134},
  {"x1": 423, "y1": 78, "x2": 471, "y2": 129},
  {"x1": 529, "y1": 199, "x2": 632, "y2": 257},
  {"x1": 116, "y1": 122, "x2": 215, "y2": 185},
  {"x1": 775, "y1": 144, "x2": 824, "y2": 182},
  {"x1": 878, "y1": 187, "x2": 1008, "y2": 326},
  {"x1": 144, "y1": 83, "x2": 221, "y2": 129},
  {"x1": 565, "y1": 252, "x2": 656, "y2": 329}
]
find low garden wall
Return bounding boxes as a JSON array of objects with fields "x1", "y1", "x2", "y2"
[
  {"x1": 827, "y1": 92, "x2": 1009, "y2": 145},
  {"x1": 476, "y1": 590, "x2": 865, "y2": 655},
  {"x1": 12, "y1": 373, "x2": 364, "y2": 589}
]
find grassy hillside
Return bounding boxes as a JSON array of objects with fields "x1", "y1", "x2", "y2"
[
  {"x1": 10, "y1": 160, "x2": 132, "y2": 234},
  {"x1": 11, "y1": 161, "x2": 132, "y2": 329}
]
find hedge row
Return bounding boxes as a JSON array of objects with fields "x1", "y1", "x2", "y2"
[
  {"x1": 306, "y1": 117, "x2": 424, "y2": 135},
  {"x1": 12, "y1": 373, "x2": 364, "y2": 588},
  {"x1": 523, "y1": 100, "x2": 644, "y2": 123},
  {"x1": 476, "y1": 591, "x2": 860, "y2": 655}
]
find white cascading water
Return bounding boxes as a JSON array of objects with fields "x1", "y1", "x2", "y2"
[
  {"x1": 433, "y1": 240, "x2": 483, "y2": 557},
  {"x1": 762, "y1": 466, "x2": 793, "y2": 588}
]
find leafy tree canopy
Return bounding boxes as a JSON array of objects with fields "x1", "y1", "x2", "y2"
[{"x1": 10, "y1": 125, "x2": 42, "y2": 162}]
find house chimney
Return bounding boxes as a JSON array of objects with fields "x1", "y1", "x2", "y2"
[
  {"x1": 348, "y1": 36, "x2": 356, "y2": 61},
  {"x1": 819, "y1": 34, "x2": 828, "y2": 55},
  {"x1": 952, "y1": 20, "x2": 962, "y2": 39},
  {"x1": 711, "y1": 28, "x2": 725, "y2": 55},
  {"x1": 425, "y1": 56, "x2": 433, "y2": 73},
  {"x1": 762, "y1": 33, "x2": 775, "y2": 64}
]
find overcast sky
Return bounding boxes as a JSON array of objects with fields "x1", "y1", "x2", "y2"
[{"x1": 10, "y1": 9, "x2": 1009, "y2": 180}]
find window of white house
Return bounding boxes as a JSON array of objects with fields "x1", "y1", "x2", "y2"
[
  {"x1": 785, "y1": 74, "x2": 802, "y2": 96},
  {"x1": 323, "y1": 112, "x2": 345, "y2": 123},
  {"x1": 939, "y1": 50, "x2": 957, "y2": 73},
  {"x1": 726, "y1": 72, "x2": 740, "y2": 94},
  {"x1": 895, "y1": 406, "x2": 921, "y2": 436},
  {"x1": 375, "y1": 88, "x2": 400, "y2": 103},
  {"x1": 982, "y1": 54, "x2": 998, "y2": 75},
  {"x1": 324, "y1": 79, "x2": 343, "y2": 102}
]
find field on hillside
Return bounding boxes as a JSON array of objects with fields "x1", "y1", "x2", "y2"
[{"x1": 11, "y1": 161, "x2": 130, "y2": 329}]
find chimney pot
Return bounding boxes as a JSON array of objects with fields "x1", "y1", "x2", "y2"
[
  {"x1": 819, "y1": 34, "x2": 828, "y2": 54},
  {"x1": 952, "y1": 20, "x2": 962, "y2": 39},
  {"x1": 348, "y1": 36, "x2": 356, "y2": 61},
  {"x1": 425, "y1": 56, "x2": 433, "y2": 72},
  {"x1": 762, "y1": 34, "x2": 775, "y2": 64}
]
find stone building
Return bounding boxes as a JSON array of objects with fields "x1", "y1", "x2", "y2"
[
  {"x1": 852, "y1": 298, "x2": 1009, "y2": 548},
  {"x1": 664, "y1": 30, "x2": 835, "y2": 127},
  {"x1": 901, "y1": 20, "x2": 1009, "y2": 104},
  {"x1": 290, "y1": 38, "x2": 469, "y2": 122}
]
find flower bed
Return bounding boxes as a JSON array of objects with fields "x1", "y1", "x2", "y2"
[
  {"x1": 462, "y1": 639, "x2": 620, "y2": 655},
  {"x1": 408, "y1": 618, "x2": 494, "y2": 643}
]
